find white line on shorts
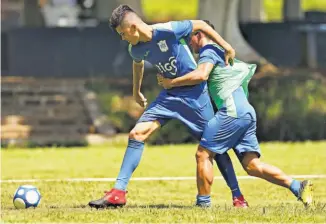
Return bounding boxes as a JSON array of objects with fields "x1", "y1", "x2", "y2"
[{"x1": 1, "y1": 174, "x2": 326, "y2": 183}]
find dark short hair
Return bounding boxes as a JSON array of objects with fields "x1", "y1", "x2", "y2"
[
  {"x1": 203, "y1": 20, "x2": 215, "y2": 30},
  {"x1": 109, "y1": 5, "x2": 135, "y2": 29}
]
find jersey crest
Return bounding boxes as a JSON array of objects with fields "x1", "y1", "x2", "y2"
[{"x1": 157, "y1": 40, "x2": 169, "y2": 52}]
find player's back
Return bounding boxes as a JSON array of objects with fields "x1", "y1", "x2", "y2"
[
  {"x1": 199, "y1": 44, "x2": 257, "y2": 118},
  {"x1": 129, "y1": 21, "x2": 207, "y2": 98}
]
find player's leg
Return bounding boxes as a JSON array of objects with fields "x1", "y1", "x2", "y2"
[
  {"x1": 177, "y1": 94, "x2": 216, "y2": 207},
  {"x1": 208, "y1": 93, "x2": 246, "y2": 205},
  {"x1": 208, "y1": 85, "x2": 241, "y2": 195},
  {"x1": 195, "y1": 145, "x2": 215, "y2": 207},
  {"x1": 181, "y1": 92, "x2": 246, "y2": 207},
  {"x1": 114, "y1": 121, "x2": 161, "y2": 190},
  {"x1": 193, "y1": 112, "x2": 247, "y2": 207},
  {"x1": 89, "y1": 93, "x2": 172, "y2": 208},
  {"x1": 240, "y1": 152, "x2": 313, "y2": 206},
  {"x1": 241, "y1": 152, "x2": 293, "y2": 187},
  {"x1": 195, "y1": 148, "x2": 246, "y2": 207},
  {"x1": 88, "y1": 121, "x2": 161, "y2": 208},
  {"x1": 214, "y1": 153, "x2": 242, "y2": 198},
  {"x1": 235, "y1": 120, "x2": 313, "y2": 207}
]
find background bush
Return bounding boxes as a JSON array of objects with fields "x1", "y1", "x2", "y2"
[{"x1": 87, "y1": 70, "x2": 326, "y2": 144}]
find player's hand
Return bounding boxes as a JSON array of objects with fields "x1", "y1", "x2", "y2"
[
  {"x1": 157, "y1": 73, "x2": 164, "y2": 86},
  {"x1": 133, "y1": 91, "x2": 147, "y2": 108},
  {"x1": 224, "y1": 47, "x2": 235, "y2": 66},
  {"x1": 157, "y1": 74, "x2": 173, "y2": 89}
]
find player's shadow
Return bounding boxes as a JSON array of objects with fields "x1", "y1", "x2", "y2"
[
  {"x1": 85, "y1": 204, "x2": 194, "y2": 210},
  {"x1": 5, "y1": 204, "x2": 193, "y2": 210},
  {"x1": 125, "y1": 204, "x2": 194, "y2": 209}
]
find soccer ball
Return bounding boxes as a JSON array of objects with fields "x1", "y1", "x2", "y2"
[{"x1": 13, "y1": 185, "x2": 41, "y2": 209}]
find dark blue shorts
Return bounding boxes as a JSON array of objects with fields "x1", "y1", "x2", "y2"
[{"x1": 137, "y1": 89, "x2": 214, "y2": 140}]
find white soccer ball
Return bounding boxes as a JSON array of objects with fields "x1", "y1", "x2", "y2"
[{"x1": 13, "y1": 185, "x2": 41, "y2": 209}]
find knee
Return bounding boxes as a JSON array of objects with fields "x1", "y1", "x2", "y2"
[
  {"x1": 129, "y1": 121, "x2": 160, "y2": 142},
  {"x1": 129, "y1": 128, "x2": 146, "y2": 142},
  {"x1": 243, "y1": 159, "x2": 262, "y2": 176},
  {"x1": 195, "y1": 146, "x2": 212, "y2": 162}
]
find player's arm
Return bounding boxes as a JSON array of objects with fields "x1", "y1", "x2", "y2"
[
  {"x1": 191, "y1": 20, "x2": 235, "y2": 65},
  {"x1": 158, "y1": 47, "x2": 221, "y2": 89},
  {"x1": 133, "y1": 60, "x2": 144, "y2": 93},
  {"x1": 158, "y1": 62, "x2": 214, "y2": 89},
  {"x1": 170, "y1": 62, "x2": 213, "y2": 86},
  {"x1": 171, "y1": 20, "x2": 235, "y2": 65},
  {"x1": 129, "y1": 44, "x2": 148, "y2": 107},
  {"x1": 132, "y1": 60, "x2": 147, "y2": 108}
]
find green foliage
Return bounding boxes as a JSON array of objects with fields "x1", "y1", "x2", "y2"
[
  {"x1": 263, "y1": 0, "x2": 284, "y2": 21},
  {"x1": 142, "y1": 0, "x2": 198, "y2": 21},
  {"x1": 86, "y1": 80, "x2": 136, "y2": 133},
  {"x1": 2, "y1": 142, "x2": 326, "y2": 223},
  {"x1": 142, "y1": 0, "x2": 326, "y2": 22},
  {"x1": 250, "y1": 72, "x2": 326, "y2": 141},
  {"x1": 88, "y1": 71, "x2": 326, "y2": 144},
  {"x1": 88, "y1": 72, "x2": 326, "y2": 144},
  {"x1": 264, "y1": 0, "x2": 326, "y2": 21},
  {"x1": 86, "y1": 78, "x2": 198, "y2": 145},
  {"x1": 97, "y1": 92, "x2": 135, "y2": 132}
]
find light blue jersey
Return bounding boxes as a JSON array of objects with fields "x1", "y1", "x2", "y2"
[
  {"x1": 129, "y1": 20, "x2": 206, "y2": 97},
  {"x1": 198, "y1": 44, "x2": 257, "y2": 119},
  {"x1": 198, "y1": 44, "x2": 260, "y2": 157}
]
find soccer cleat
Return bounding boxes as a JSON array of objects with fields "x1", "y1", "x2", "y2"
[
  {"x1": 233, "y1": 195, "x2": 249, "y2": 208},
  {"x1": 88, "y1": 188, "x2": 127, "y2": 209},
  {"x1": 298, "y1": 180, "x2": 313, "y2": 207}
]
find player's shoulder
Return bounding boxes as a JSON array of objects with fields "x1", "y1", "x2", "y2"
[
  {"x1": 199, "y1": 44, "x2": 224, "y2": 57},
  {"x1": 200, "y1": 44, "x2": 223, "y2": 53},
  {"x1": 198, "y1": 44, "x2": 225, "y2": 66},
  {"x1": 150, "y1": 22, "x2": 173, "y2": 31},
  {"x1": 128, "y1": 43, "x2": 149, "y2": 61},
  {"x1": 151, "y1": 20, "x2": 191, "y2": 30},
  {"x1": 129, "y1": 42, "x2": 147, "y2": 54}
]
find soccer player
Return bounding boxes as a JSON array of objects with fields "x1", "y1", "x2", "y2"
[
  {"x1": 157, "y1": 20, "x2": 314, "y2": 207},
  {"x1": 88, "y1": 5, "x2": 248, "y2": 208}
]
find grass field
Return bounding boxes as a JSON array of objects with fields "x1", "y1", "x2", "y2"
[{"x1": 1, "y1": 141, "x2": 326, "y2": 223}]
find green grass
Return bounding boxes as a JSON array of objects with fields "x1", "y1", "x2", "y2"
[{"x1": 1, "y1": 142, "x2": 326, "y2": 223}]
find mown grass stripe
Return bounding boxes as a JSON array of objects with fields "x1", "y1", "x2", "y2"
[{"x1": 2, "y1": 174, "x2": 326, "y2": 183}]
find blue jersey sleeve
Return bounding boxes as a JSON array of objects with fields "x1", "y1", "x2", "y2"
[
  {"x1": 171, "y1": 20, "x2": 193, "y2": 40},
  {"x1": 128, "y1": 44, "x2": 144, "y2": 63},
  {"x1": 198, "y1": 45, "x2": 225, "y2": 67}
]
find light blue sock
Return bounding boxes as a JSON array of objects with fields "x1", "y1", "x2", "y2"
[
  {"x1": 215, "y1": 153, "x2": 242, "y2": 198},
  {"x1": 196, "y1": 195, "x2": 211, "y2": 207},
  {"x1": 289, "y1": 179, "x2": 301, "y2": 198},
  {"x1": 114, "y1": 139, "x2": 144, "y2": 191}
]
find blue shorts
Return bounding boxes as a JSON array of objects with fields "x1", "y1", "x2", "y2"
[
  {"x1": 199, "y1": 114, "x2": 261, "y2": 158},
  {"x1": 199, "y1": 87, "x2": 261, "y2": 158},
  {"x1": 137, "y1": 89, "x2": 214, "y2": 140}
]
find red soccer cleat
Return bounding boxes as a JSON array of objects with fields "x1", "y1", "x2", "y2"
[
  {"x1": 233, "y1": 195, "x2": 249, "y2": 208},
  {"x1": 88, "y1": 188, "x2": 127, "y2": 209}
]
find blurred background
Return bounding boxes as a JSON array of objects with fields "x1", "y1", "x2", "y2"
[{"x1": 1, "y1": 0, "x2": 326, "y2": 147}]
